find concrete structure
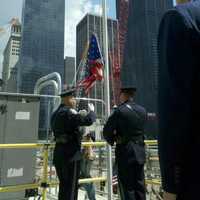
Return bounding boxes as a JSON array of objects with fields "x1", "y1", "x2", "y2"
[
  {"x1": 76, "y1": 14, "x2": 119, "y2": 117},
  {"x1": 117, "y1": 0, "x2": 173, "y2": 136},
  {"x1": 64, "y1": 56, "x2": 75, "y2": 87},
  {"x1": 17, "y1": 0, "x2": 65, "y2": 137},
  {"x1": 2, "y1": 19, "x2": 21, "y2": 92}
]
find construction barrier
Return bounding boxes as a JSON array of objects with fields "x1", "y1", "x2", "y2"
[{"x1": 0, "y1": 140, "x2": 160, "y2": 199}]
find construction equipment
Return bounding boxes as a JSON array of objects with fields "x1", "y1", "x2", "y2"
[{"x1": 0, "y1": 93, "x2": 40, "y2": 200}]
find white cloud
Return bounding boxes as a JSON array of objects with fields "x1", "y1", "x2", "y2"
[
  {"x1": 65, "y1": 0, "x2": 103, "y2": 57},
  {"x1": 93, "y1": 4, "x2": 103, "y2": 15}
]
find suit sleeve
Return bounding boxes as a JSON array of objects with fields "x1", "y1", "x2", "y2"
[
  {"x1": 158, "y1": 9, "x2": 191, "y2": 194},
  {"x1": 103, "y1": 110, "x2": 119, "y2": 146},
  {"x1": 68, "y1": 110, "x2": 96, "y2": 127}
]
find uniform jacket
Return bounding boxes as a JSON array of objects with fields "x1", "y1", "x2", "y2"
[
  {"x1": 103, "y1": 100, "x2": 147, "y2": 164},
  {"x1": 158, "y1": 1, "x2": 200, "y2": 196},
  {"x1": 51, "y1": 104, "x2": 96, "y2": 163}
]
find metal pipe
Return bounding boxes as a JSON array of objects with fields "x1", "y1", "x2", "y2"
[
  {"x1": 41, "y1": 144, "x2": 49, "y2": 200},
  {"x1": 34, "y1": 79, "x2": 60, "y2": 111},
  {"x1": 77, "y1": 97, "x2": 106, "y2": 105},
  {"x1": 46, "y1": 100, "x2": 51, "y2": 142},
  {"x1": 34, "y1": 72, "x2": 62, "y2": 95},
  {"x1": 34, "y1": 80, "x2": 58, "y2": 95},
  {"x1": 0, "y1": 92, "x2": 58, "y2": 99},
  {"x1": 102, "y1": 0, "x2": 113, "y2": 199},
  {"x1": 0, "y1": 92, "x2": 106, "y2": 104}
]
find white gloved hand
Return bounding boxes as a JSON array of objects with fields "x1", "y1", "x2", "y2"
[
  {"x1": 88, "y1": 103, "x2": 95, "y2": 112},
  {"x1": 79, "y1": 109, "x2": 87, "y2": 116}
]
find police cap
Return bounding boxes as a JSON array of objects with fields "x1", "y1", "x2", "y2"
[
  {"x1": 60, "y1": 88, "x2": 76, "y2": 98},
  {"x1": 120, "y1": 86, "x2": 137, "y2": 94}
]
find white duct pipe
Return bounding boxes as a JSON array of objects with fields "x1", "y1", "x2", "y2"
[
  {"x1": 34, "y1": 80, "x2": 58, "y2": 95},
  {"x1": 34, "y1": 79, "x2": 61, "y2": 111},
  {"x1": 34, "y1": 72, "x2": 62, "y2": 95}
]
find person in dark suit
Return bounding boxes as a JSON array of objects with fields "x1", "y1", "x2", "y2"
[
  {"x1": 51, "y1": 89, "x2": 96, "y2": 200},
  {"x1": 103, "y1": 86, "x2": 147, "y2": 200},
  {"x1": 158, "y1": 0, "x2": 200, "y2": 199}
]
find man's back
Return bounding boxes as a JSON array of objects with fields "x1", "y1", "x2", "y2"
[
  {"x1": 116, "y1": 101, "x2": 147, "y2": 139},
  {"x1": 158, "y1": 0, "x2": 200, "y2": 198}
]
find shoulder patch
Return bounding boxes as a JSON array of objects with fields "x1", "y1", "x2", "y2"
[
  {"x1": 70, "y1": 108, "x2": 78, "y2": 114},
  {"x1": 126, "y1": 104, "x2": 132, "y2": 110}
]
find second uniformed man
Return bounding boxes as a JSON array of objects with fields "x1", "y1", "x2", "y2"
[
  {"x1": 103, "y1": 86, "x2": 147, "y2": 200},
  {"x1": 51, "y1": 89, "x2": 96, "y2": 200}
]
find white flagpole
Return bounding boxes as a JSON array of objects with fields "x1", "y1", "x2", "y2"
[{"x1": 102, "y1": 0, "x2": 113, "y2": 199}]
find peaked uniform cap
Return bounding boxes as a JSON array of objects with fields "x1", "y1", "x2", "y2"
[
  {"x1": 60, "y1": 89, "x2": 76, "y2": 97},
  {"x1": 120, "y1": 85, "x2": 137, "y2": 93}
]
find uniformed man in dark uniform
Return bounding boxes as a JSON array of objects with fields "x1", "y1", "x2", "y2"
[
  {"x1": 158, "y1": 1, "x2": 200, "y2": 199},
  {"x1": 51, "y1": 89, "x2": 96, "y2": 200},
  {"x1": 103, "y1": 86, "x2": 147, "y2": 200}
]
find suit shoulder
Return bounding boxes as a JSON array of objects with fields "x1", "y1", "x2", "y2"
[
  {"x1": 134, "y1": 104, "x2": 147, "y2": 114},
  {"x1": 117, "y1": 103, "x2": 127, "y2": 112},
  {"x1": 118, "y1": 102, "x2": 146, "y2": 114},
  {"x1": 175, "y1": 2, "x2": 200, "y2": 28},
  {"x1": 159, "y1": 7, "x2": 192, "y2": 38},
  {"x1": 162, "y1": 7, "x2": 190, "y2": 26}
]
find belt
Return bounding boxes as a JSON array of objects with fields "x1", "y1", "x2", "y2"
[
  {"x1": 55, "y1": 135, "x2": 73, "y2": 144},
  {"x1": 116, "y1": 135, "x2": 144, "y2": 145}
]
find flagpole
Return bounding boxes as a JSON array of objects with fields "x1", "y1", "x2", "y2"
[{"x1": 102, "y1": 0, "x2": 113, "y2": 199}]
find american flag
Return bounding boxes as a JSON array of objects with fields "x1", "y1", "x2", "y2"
[{"x1": 78, "y1": 33, "x2": 104, "y2": 94}]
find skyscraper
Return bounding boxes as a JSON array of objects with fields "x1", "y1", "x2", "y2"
[
  {"x1": 2, "y1": 19, "x2": 21, "y2": 92},
  {"x1": 17, "y1": 0, "x2": 65, "y2": 137},
  {"x1": 76, "y1": 14, "x2": 119, "y2": 117},
  {"x1": 117, "y1": 0, "x2": 173, "y2": 135},
  {"x1": 18, "y1": 0, "x2": 65, "y2": 93},
  {"x1": 64, "y1": 56, "x2": 75, "y2": 87}
]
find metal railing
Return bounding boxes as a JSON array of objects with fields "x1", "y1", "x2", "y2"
[{"x1": 0, "y1": 140, "x2": 160, "y2": 200}]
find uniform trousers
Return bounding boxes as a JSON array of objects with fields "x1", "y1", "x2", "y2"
[
  {"x1": 117, "y1": 160, "x2": 146, "y2": 200},
  {"x1": 54, "y1": 160, "x2": 80, "y2": 200}
]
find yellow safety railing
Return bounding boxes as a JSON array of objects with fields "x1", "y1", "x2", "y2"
[{"x1": 0, "y1": 140, "x2": 160, "y2": 199}]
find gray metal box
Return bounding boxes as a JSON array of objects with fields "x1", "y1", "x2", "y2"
[{"x1": 0, "y1": 94, "x2": 40, "y2": 200}]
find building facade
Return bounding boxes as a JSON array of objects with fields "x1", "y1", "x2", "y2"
[
  {"x1": 2, "y1": 19, "x2": 21, "y2": 92},
  {"x1": 17, "y1": 0, "x2": 65, "y2": 137},
  {"x1": 76, "y1": 14, "x2": 119, "y2": 118},
  {"x1": 17, "y1": 0, "x2": 65, "y2": 93},
  {"x1": 117, "y1": 0, "x2": 173, "y2": 136},
  {"x1": 64, "y1": 56, "x2": 75, "y2": 87}
]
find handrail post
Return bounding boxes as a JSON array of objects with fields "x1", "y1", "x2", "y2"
[{"x1": 41, "y1": 144, "x2": 49, "y2": 200}]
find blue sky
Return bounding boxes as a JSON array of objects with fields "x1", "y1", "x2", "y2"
[{"x1": 93, "y1": 0, "x2": 116, "y2": 18}]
